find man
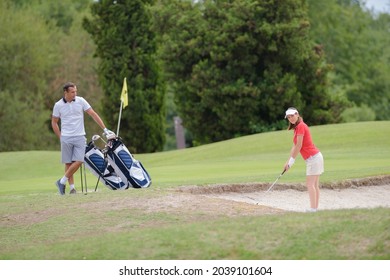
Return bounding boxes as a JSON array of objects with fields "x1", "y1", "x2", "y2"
[{"x1": 51, "y1": 82, "x2": 115, "y2": 195}]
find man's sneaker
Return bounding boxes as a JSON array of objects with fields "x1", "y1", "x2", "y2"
[
  {"x1": 305, "y1": 208, "x2": 318, "y2": 213},
  {"x1": 55, "y1": 180, "x2": 66, "y2": 195},
  {"x1": 70, "y1": 188, "x2": 76, "y2": 194}
]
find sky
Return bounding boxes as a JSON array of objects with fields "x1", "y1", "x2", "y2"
[{"x1": 364, "y1": 0, "x2": 390, "y2": 13}]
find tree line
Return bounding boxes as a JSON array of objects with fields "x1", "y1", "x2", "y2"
[{"x1": 0, "y1": 0, "x2": 389, "y2": 152}]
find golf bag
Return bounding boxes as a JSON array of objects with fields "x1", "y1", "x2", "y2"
[
  {"x1": 105, "y1": 137, "x2": 152, "y2": 188},
  {"x1": 84, "y1": 141, "x2": 128, "y2": 190}
]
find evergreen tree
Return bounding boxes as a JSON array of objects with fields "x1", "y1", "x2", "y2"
[
  {"x1": 83, "y1": 0, "x2": 165, "y2": 153},
  {"x1": 154, "y1": 0, "x2": 342, "y2": 145}
]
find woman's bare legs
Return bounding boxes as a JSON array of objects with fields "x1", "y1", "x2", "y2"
[
  {"x1": 306, "y1": 175, "x2": 320, "y2": 209},
  {"x1": 314, "y1": 175, "x2": 320, "y2": 209}
]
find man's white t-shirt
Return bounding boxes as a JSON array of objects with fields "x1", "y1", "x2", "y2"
[{"x1": 52, "y1": 96, "x2": 91, "y2": 136}]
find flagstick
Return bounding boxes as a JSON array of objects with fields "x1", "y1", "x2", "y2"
[
  {"x1": 117, "y1": 77, "x2": 128, "y2": 137},
  {"x1": 116, "y1": 100, "x2": 123, "y2": 137}
]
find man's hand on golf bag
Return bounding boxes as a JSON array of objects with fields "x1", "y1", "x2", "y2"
[{"x1": 103, "y1": 128, "x2": 116, "y2": 140}]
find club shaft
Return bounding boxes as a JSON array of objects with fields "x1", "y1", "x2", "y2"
[
  {"x1": 266, "y1": 170, "x2": 286, "y2": 192},
  {"x1": 266, "y1": 175, "x2": 281, "y2": 192}
]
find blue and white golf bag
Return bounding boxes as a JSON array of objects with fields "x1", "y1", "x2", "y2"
[
  {"x1": 84, "y1": 141, "x2": 127, "y2": 190},
  {"x1": 105, "y1": 138, "x2": 152, "y2": 189}
]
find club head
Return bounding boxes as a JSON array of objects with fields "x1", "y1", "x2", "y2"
[
  {"x1": 92, "y1": 134, "x2": 107, "y2": 144},
  {"x1": 92, "y1": 135, "x2": 101, "y2": 142}
]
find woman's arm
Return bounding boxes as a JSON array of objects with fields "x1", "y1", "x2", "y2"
[{"x1": 284, "y1": 135, "x2": 303, "y2": 171}]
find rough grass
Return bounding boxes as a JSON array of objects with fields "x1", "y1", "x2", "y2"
[{"x1": 0, "y1": 121, "x2": 389, "y2": 260}]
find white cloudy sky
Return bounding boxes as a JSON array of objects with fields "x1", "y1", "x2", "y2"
[{"x1": 364, "y1": 0, "x2": 390, "y2": 12}]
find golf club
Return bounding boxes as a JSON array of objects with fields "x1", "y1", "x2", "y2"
[
  {"x1": 92, "y1": 134, "x2": 106, "y2": 144},
  {"x1": 266, "y1": 169, "x2": 286, "y2": 193}
]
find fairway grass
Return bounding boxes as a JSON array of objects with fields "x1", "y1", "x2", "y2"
[
  {"x1": 0, "y1": 121, "x2": 389, "y2": 259},
  {"x1": 1, "y1": 190, "x2": 389, "y2": 260}
]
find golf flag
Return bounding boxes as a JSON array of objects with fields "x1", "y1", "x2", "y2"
[{"x1": 120, "y1": 77, "x2": 128, "y2": 109}]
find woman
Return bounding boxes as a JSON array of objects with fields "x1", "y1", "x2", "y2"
[{"x1": 283, "y1": 107, "x2": 324, "y2": 212}]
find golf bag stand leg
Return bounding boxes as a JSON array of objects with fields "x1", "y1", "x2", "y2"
[
  {"x1": 94, "y1": 174, "x2": 100, "y2": 192},
  {"x1": 80, "y1": 163, "x2": 88, "y2": 193},
  {"x1": 84, "y1": 163, "x2": 88, "y2": 192},
  {"x1": 80, "y1": 163, "x2": 84, "y2": 193}
]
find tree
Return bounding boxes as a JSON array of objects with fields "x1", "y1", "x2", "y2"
[
  {"x1": 153, "y1": 0, "x2": 342, "y2": 145},
  {"x1": 0, "y1": 0, "x2": 104, "y2": 151},
  {"x1": 307, "y1": 0, "x2": 390, "y2": 121},
  {"x1": 83, "y1": 0, "x2": 166, "y2": 153},
  {"x1": 0, "y1": 0, "x2": 60, "y2": 151}
]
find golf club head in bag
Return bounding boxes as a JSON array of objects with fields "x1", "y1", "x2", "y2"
[
  {"x1": 92, "y1": 134, "x2": 106, "y2": 144},
  {"x1": 105, "y1": 137, "x2": 152, "y2": 189},
  {"x1": 84, "y1": 141, "x2": 127, "y2": 190}
]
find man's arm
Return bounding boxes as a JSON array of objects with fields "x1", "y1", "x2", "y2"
[
  {"x1": 86, "y1": 108, "x2": 106, "y2": 130},
  {"x1": 86, "y1": 108, "x2": 116, "y2": 139},
  {"x1": 51, "y1": 116, "x2": 61, "y2": 139}
]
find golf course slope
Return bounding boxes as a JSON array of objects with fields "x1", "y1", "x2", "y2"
[{"x1": 0, "y1": 121, "x2": 389, "y2": 260}]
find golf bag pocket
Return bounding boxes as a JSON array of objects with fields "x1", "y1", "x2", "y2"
[
  {"x1": 84, "y1": 142, "x2": 127, "y2": 190},
  {"x1": 106, "y1": 138, "x2": 152, "y2": 188}
]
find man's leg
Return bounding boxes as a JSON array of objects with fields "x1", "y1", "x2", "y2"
[
  {"x1": 68, "y1": 136, "x2": 86, "y2": 194},
  {"x1": 65, "y1": 161, "x2": 83, "y2": 179},
  {"x1": 58, "y1": 162, "x2": 80, "y2": 194},
  {"x1": 65, "y1": 163, "x2": 76, "y2": 193},
  {"x1": 57, "y1": 136, "x2": 85, "y2": 195},
  {"x1": 56, "y1": 139, "x2": 73, "y2": 195}
]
